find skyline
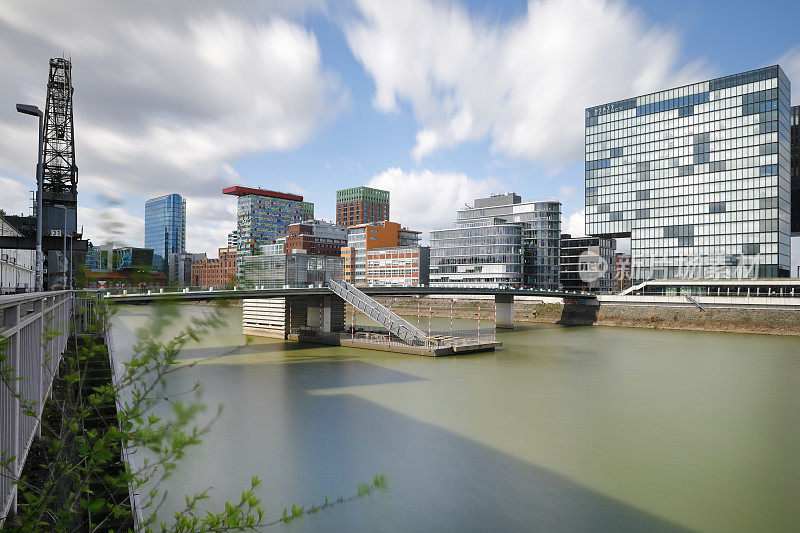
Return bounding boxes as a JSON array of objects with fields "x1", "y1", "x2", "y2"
[{"x1": 1, "y1": 0, "x2": 800, "y2": 272}]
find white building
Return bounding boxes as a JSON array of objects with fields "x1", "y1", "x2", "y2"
[{"x1": 1, "y1": 215, "x2": 36, "y2": 294}]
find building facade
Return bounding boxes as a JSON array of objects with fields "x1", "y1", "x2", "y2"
[
  {"x1": 615, "y1": 253, "x2": 632, "y2": 292},
  {"x1": 586, "y1": 66, "x2": 792, "y2": 281},
  {"x1": 242, "y1": 252, "x2": 343, "y2": 289},
  {"x1": 341, "y1": 221, "x2": 421, "y2": 286},
  {"x1": 560, "y1": 234, "x2": 616, "y2": 292},
  {"x1": 0, "y1": 215, "x2": 35, "y2": 294},
  {"x1": 285, "y1": 220, "x2": 347, "y2": 256},
  {"x1": 430, "y1": 193, "x2": 561, "y2": 289},
  {"x1": 223, "y1": 186, "x2": 314, "y2": 283},
  {"x1": 336, "y1": 186, "x2": 390, "y2": 227},
  {"x1": 190, "y1": 247, "x2": 237, "y2": 288},
  {"x1": 791, "y1": 105, "x2": 800, "y2": 235},
  {"x1": 227, "y1": 230, "x2": 238, "y2": 249},
  {"x1": 168, "y1": 252, "x2": 206, "y2": 287},
  {"x1": 144, "y1": 193, "x2": 186, "y2": 272},
  {"x1": 365, "y1": 246, "x2": 430, "y2": 286}
]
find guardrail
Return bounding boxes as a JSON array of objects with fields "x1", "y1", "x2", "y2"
[{"x1": 1, "y1": 291, "x2": 72, "y2": 524}]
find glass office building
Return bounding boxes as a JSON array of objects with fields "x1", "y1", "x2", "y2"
[
  {"x1": 430, "y1": 193, "x2": 561, "y2": 289},
  {"x1": 144, "y1": 193, "x2": 186, "y2": 272},
  {"x1": 791, "y1": 105, "x2": 800, "y2": 235},
  {"x1": 586, "y1": 66, "x2": 792, "y2": 281}
]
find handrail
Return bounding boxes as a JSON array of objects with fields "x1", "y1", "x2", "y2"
[{"x1": 328, "y1": 279, "x2": 429, "y2": 344}]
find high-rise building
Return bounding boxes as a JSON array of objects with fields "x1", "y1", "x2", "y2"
[
  {"x1": 336, "y1": 186, "x2": 390, "y2": 227},
  {"x1": 790, "y1": 105, "x2": 800, "y2": 235},
  {"x1": 341, "y1": 220, "x2": 421, "y2": 286},
  {"x1": 430, "y1": 193, "x2": 561, "y2": 289},
  {"x1": 586, "y1": 66, "x2": 792, "y2": 281},
  {"x1": 145, "y1": 193, "x2": 186, "y2": 272},
  {"x1": 222, "y1": 186, "x2": 314, "y2": 283},
  {"x1": 228, "y1": 230, "x2": 238, "y2": 249},
  {"x1": 168, "y1": 252, "x2": 206, "y2": 287},
  {"x1": 285, "y1": 220, "x2": 347, "y2": 256},
  {"x1": 560, "y1": 234, "x2": 616, "y2": 293}
]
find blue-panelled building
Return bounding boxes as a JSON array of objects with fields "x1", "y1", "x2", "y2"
[
  {"x1": 586, "y1": 66, "x2": 792, "y2": 281},
  {"x1": 144, "y1": 193, "x2": 186, "y2": 272}
]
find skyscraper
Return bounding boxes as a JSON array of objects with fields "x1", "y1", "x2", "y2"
[
  {"x1": 336, "y1": 186, "x2": 389, "y2": 227},
  {"x1": 222, "y1": 186, "x2": 314, "y2": 282},
  {"x1": 144, "y1": 193, "x2": 186, "y2": 271},
  {"x1": 586, "y1": 65, "x2": 792, "y2": 281}
]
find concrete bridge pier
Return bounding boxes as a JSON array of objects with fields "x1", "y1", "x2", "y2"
[
  {"x1": 495, "y1": 294, "x2": 515, "y2": 329},
  {"x1": 242, "y1": 295, "x2": 344, "y2": 339}
]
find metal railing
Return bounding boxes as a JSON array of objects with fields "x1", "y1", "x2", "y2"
[
  {"x1": 328, "y1": 279, "x2": 429, "y2": 345},
  {"x1": 1, "y1": 291, "x2": 72, "y2": 524}
]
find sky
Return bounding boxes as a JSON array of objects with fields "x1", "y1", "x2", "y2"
[{"x1": 1, "y1": 0, "x2": 800, "y2": 271}]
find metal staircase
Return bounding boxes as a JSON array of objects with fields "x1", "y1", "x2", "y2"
[{"x1": 328, "y1": 279, "x2": 429, "y2": 345}]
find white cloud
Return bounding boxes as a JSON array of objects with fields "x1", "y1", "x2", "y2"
[
  {"x1": 0, "y1": 175, "x2": 32, "y2": 217},
  {"x1": 346, "y1": 0, "x2": 709, "y2": 163},
  {"x1": 367, "y1": 167, "x2": 499, "y2": 238},
  {"x1": 563, "y1": 208, "x2": 585, "y2": 237},
  {"x1": 558, "y1": 185, "x2": 576, "y2": 202},
  {"x1": 778, "y1": 46, "x2": 800, "y2": 102},
  {"x1": 0, "y1": 1, "x2": 341, "y2": 254},
  {"x1": 78, "y1": 206, "x2": 144, "y2": 247}
]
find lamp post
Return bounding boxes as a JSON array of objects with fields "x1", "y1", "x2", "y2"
[
  {"x1": 53, "y1": 204, "x2": 67, "y2": 289},
  {"x1": 15, "y1": 103, "x2": 44, "y2": 292}
]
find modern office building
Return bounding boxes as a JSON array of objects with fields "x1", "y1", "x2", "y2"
[
  {"x1": 227, "y1": 230, "x2": 238, "y2": 249},
  {"x1": 429, "y1": 193, "x2": 561, "y2": 289},
  {"x1": 560, "y1": 234, "x2": 616, "y2": 292},
  {"x1": 285, "y1": 220, "x2": 348, "y2": 256},
  {"x1": 242, "y1": 251, "x2": 343, "y2": 289},
  {"x1": 365, "y1": 246, "x2": 430, "y2": 287},
  {"x1": 341, "y1": 221, "x2": 421, "y2": 286},
  {"x1": 586, "y1": 66, "x2": 792, "y2": 281},
  {"x1": 168, "y1": 252, "x2": 206, "y2": 287},
  {"x1": 0, "y1": 214, "x2": 35, "y2": 294},
  {"x1": 791, "y1": 105, "x2": 800, "y2": 235},
  {"x1": 144, "y1": 193, "x2": 186, "y2": 272},
  {"x1": 336, "y1": 186, "x2": 390, "y2": 227},
  {"x1": 222, "y1": 186, "x2": 314, "y2": 283},
  {"x1": 114, "y1": 247, "x2": 155, "y2": 270},
  {"x1": 615, "y1": 253, "x2": 632, "y2": 292},
  {"x1": 190, "y1": 247, "x2": 237, "y2": 288}
]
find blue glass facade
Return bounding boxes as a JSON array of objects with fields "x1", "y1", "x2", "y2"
[{"x1": 144, "y1": 193, "x2": 186, "y2": 271}]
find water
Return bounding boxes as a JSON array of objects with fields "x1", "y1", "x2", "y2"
[{"x1": 110, "y1": 304, "x2": 800, "y2": 532}]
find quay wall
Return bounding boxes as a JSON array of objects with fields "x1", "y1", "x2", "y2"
[{"x1": 372, "y1": 296, "x2": 800, "y2": 336}]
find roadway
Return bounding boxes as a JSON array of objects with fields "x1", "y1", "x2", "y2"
[{"x1": 104, "y1": 285, "x2": 596, "y2": 304}]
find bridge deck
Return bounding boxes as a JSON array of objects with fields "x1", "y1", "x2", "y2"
[{"x1": 106, "y1": 286, "x2": 595, "y2": 304}]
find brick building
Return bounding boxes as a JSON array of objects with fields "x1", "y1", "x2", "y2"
[
  {"x1": 190, "y1": 247, "x2": 237, "y2": 288},
  {"x1": 336, "y1": 186, "x2": 389, "y2": 227},
  {"x1": 341, "y1": 221, "x2": 422, "y2": 286},
  {"x1": 284, "y1": 220, "x2": 347, "y2": 256}
]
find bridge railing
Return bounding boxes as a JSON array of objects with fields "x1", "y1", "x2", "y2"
[{"x1": 1, "y1": 291, "x2": 72, "y2": 524}]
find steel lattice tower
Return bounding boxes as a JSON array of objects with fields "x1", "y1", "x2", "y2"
[{"x1": 42, "y1": 57, "x2": 78, "y2": 235}]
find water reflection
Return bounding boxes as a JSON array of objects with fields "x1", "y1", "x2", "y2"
[{"x1": 110, "y1": 305, "x2": 800, "y2": 532}]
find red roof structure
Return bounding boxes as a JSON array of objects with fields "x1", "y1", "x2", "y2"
[{"x1": 222, "y1": 186, "x2": 303, "y2": 201}]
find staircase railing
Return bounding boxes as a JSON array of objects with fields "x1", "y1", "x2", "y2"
[{"x1": 328, "y1": 279, "x2": 428, "y2": 345}]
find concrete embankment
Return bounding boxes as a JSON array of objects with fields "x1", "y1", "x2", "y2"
[{"x1": 373, "y1": 296, "x2": 800, "y2": 336}]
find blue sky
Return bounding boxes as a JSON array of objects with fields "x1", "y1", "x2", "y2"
[{"x1": 1, "y1": 0, "x2": 799, "y2": 269}]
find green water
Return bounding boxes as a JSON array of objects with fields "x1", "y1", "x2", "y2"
[{"x1": 110, "y1": 305, "x2": 800, "y2": 532}]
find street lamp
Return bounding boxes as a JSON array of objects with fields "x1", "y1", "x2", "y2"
[
  {"x1": 16, "y1": 103, "x2": 44, "y2": 292},
  {"x1": 53, "y1": 204, "x2": 68, "y2": 289}
]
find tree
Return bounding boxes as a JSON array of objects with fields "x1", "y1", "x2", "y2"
[{"x1": 0, "y1": 295, "x2": 385, "y2": 531}]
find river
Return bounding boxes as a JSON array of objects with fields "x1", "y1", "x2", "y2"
[{"x1": 110, "y1": 304, "x2": 800, "y2": 532}]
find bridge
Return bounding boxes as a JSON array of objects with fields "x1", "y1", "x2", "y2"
[{"x1": 104, "y1": 284, "x2": 595, "y2": 334}]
